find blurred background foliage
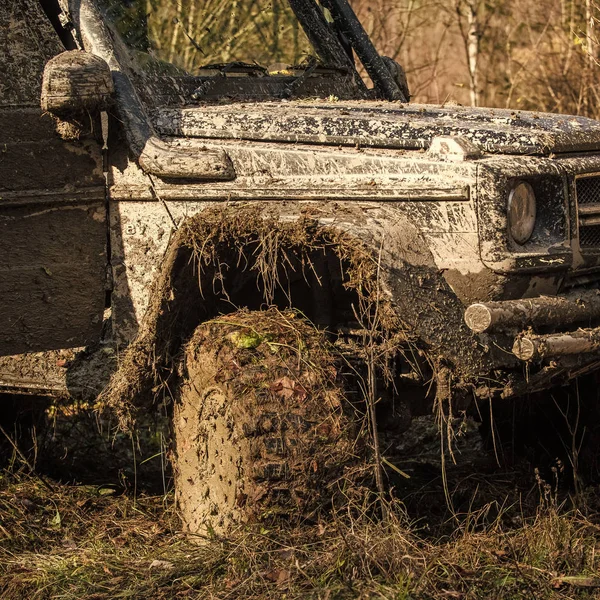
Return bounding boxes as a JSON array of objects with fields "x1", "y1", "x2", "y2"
[
  {"x1": 102, "y1": 0, "x2": 600, "y2": 117},
  {"x1": 102, "y1": 0, "x2": 312, "y2": 70}
]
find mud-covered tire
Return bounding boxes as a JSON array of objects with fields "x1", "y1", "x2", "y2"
[{"x1": 173, "y1": 310, "x2": 365, "y2": 536}]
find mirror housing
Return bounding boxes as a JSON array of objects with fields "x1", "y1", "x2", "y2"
[{"x1": 41, "y1": 50, "x2": 113, "y2": 117}]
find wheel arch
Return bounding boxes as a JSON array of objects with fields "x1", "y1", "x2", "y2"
[
  {"x1": 102, "y1": 203, "x2": 399, "y2": 426},
  {"x1": 101, "y1": 202, "x2": 502, "y2": 428}
]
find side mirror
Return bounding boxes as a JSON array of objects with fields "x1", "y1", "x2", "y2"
[{"x1": 41, "y1": 50, "x2": 113, "y2": 118}]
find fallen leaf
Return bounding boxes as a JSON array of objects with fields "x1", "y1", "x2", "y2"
[
  {"x1": 264, "y1": 568, "x2": 291, "y2": 585},
  {"x1": 277, "y1": 569, "x2": 291, "y2": 585},
  {"x1": 149, "y1": 559, "x2": 174, "y2": 570},
  {"x1": 271, "y1": 376, "x2": 296, "y2": 399},
  {"x1": 277, "y1": 548, "x2": 294, "y2": 560},
  {"x1": 111, "y1": 536, "x2": 127, "y2": 547},
  {"x1": 49, "y1": 510, "x2": 61, "y2": 528},
  {"x1": 271, "y1": 376, "x2": 308, "y2": 401},
  {"x1": 229, "y1": 330, "x2": 263, "y2": 349}
]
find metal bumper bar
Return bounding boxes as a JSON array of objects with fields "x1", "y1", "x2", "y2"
[
  {"x1": 464, "y1": 290, "x2": 600, "y2": 334},
  {"x1": 512, "y1": 329, "x2": 600, "y2": 360},
  {"x1": 464, "y1": 291, "x2": 600, "y2": 361}
]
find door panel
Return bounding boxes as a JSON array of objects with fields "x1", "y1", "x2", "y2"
[{"x1": 0, "y1": 0, "x2": 107, "y2": 356}]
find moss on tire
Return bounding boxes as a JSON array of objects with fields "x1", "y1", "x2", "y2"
[{"x1": 173, "y1": 309, "x2": 366, "y2": 536}]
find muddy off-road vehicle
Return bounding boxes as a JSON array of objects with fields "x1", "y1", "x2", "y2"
[{"x1": 5, "y1": 0, "x2": 600, "y2": 533}]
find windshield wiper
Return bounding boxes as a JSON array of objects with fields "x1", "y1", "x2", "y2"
[
  {"x1": 197, "y1": 62, "x2": 268, "y2": 76},
  {"x1": 280, "y1": 60, "x2": 319, "y2": 98},
  {"x1": 192, "y1": 63, "x2": 269, "y2": 99}
]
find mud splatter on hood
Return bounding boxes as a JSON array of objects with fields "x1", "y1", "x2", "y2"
[{"x1": 153, "y1": 100, "x2": 600, "y2": 156}]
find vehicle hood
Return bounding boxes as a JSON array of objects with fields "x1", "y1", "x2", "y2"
[{"x1": 154, "y1": 100, "x2": 600, "y2": 156}]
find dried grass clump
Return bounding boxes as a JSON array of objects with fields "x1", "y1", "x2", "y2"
[
  {"x1": 3, "y1": 468, "x2": 600, "y2": 599},
  {"x1": 101, "y1": 204, "x2": 397, "y2": 431},
  {"x1": 0, "y1": 472, "x2": 177, "y2": 600}
]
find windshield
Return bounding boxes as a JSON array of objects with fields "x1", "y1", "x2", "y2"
[{"x1": 101, "y1": 0, "x2": 315, "y2": 74}]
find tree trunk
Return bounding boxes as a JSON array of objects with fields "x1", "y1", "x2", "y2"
[{"x1": 466, "y1": 1, "x2": 479, "y2": 107}]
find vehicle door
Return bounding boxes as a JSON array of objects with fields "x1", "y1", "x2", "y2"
[{"x1": 0, "y1": 0, "x2": 107, "y2": 356}]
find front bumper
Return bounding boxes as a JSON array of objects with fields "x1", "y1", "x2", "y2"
[{"x1": 464, "y1": 290, "x2": 600, "y2": 361}]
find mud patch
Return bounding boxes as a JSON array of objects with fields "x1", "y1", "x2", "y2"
[{"x1": 51, "y1": 115, "x2": 84, "y2": 141}]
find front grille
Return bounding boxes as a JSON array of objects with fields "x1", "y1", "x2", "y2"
[
  {"x1": 576, "y1": 176, "x2": 600, "y2": 205},
  {"x1": 580, "y1": 224, "x2": 600, "y2": 247},
  {"x1": 576, "y1": 176, "x2": 600, "y2": 247}
]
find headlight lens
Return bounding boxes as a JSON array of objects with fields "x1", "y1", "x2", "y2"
[{"x1": 508, "y1": 182, "x2": 537, "y2": 245}]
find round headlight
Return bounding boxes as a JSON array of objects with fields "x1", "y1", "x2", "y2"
[{"x1": 508, "y1": 182, "x2": 536, "y2": 245}]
